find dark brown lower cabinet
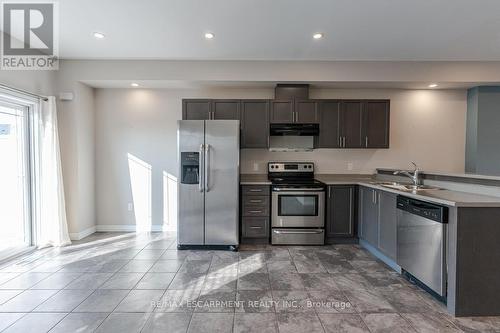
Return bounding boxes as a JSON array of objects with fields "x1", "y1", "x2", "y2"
[
  {"x1": 241, "y1": 185, "x2": 270, "y2": 243},
  {"x1": 359, "y1": 186, "x2": 379, "y2": 246},
  {"x1": 358, "y1": 186, "x2": 398, "y2": 260},
  {"x1": 378, "y1": 191, "x2": 397, "y2": 260},
  {"x1": 326, "y1": 185, "x2": 357, "y2": 243}
]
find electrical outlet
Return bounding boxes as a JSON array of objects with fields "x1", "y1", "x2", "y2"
[
  {"x1": 253, "y1": 163, "x2": 259, "y2": 171},
  {"x1": 127, "y1": 203, "x2": 133, "y2": 211},
  {"x1": 347, "y1": 162, "x2": 354, "y2": 171}
]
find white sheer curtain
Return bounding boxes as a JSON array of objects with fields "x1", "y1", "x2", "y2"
[{"x1": 34, "y1": 96, "x2": 71, "y2": 247}]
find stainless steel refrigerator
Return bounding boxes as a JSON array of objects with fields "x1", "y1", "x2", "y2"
[{"x1": 177, "y1": 120, "x2": 240, "y2": 250}]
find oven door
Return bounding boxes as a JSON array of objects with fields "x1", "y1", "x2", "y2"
[{"x1": 272, "y1": 189, "x2": 325, "y2": 228}]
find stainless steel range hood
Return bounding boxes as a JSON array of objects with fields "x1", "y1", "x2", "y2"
[
  {"x1": 269, "y1": 136, "x2": 314, "y2": 152},
  {"x1": 269, "y1": 124, "x2": 318, "y2": 152},
  {"x1": 270, "y1": 124, "x2": 319, "y2": 136}
]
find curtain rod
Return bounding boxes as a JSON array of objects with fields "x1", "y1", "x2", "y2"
[{"x1": 0, "y1": 84, "x2": 49, "y2": 101}]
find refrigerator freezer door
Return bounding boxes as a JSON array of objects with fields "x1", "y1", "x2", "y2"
[
  {"x1": 177, "y1": 120, "x2": 205, "y2": 245},
  {"x1": 204, "y1": 120, "x2": 240, "y2": 245}
]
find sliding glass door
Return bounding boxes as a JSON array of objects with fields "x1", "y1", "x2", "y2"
[{"x1": 0, "y1": 99, "x2": 32, "y2": 259}]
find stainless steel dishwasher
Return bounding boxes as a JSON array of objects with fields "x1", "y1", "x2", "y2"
[{"x1": 396, "y1": 195, "x2": 448, "y2": 298}]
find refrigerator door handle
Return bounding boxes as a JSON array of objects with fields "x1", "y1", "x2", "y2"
[
  {"x1": 205, "y1": 143, "x2": 210, "y2": 192},
  {"x1": 199, "y1": 144, "x2": 204, "y2": 192}
]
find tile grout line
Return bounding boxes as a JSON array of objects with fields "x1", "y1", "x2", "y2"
[{"x1": 0, "y1": 312, "x2": 30, "y2": 332}]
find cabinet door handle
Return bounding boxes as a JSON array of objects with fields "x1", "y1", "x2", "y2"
[
  {"x1": 248, "y1": 189, "x2": 262, "y2": 192},
  {"x1": 328, "y1": 186, "x2": 331, "y2": 198},
  {"x1": 249, "y1": 199, "x2": 262, "y2": 203},
  {"x1": 250, "y1": 226, "x2": 262, "y2": 229},
  {"x1": 365, "y1": 136, "x2": 368, "y2": 147},
  {"x1": 342, "y1": 136, "x2": 346, "y2": 148},
  {"x1": 249, "y1": 210, "x2": 263, "y2": 213}
]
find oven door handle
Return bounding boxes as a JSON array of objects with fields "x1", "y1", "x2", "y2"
[
  {"x1": 273, "y1": 230, "x2": 324, "y2": 234},
  {"x1": 273, "y1": 188, "x2": 325, "y2": 192}
]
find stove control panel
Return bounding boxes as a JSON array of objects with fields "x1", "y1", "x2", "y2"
[{"x1": 268, "y1": 162, "x2": 314, "y2": 173}]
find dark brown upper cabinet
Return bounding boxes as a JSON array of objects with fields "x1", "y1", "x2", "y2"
[
  {"x1": 362, "y1": 100, "x2": 390, "y2": 148},
  {"x1": 182, "y1": 99, "x2": 240, "y2": 120},
  {"x1": 317, "y1": 100, "x2": 341, "y2": 148},
  {"x1": 340, "y1": 101, "x2": 363, "y2": 148},
  {"x1": 182, "y1": 97, "x2": 389, "y2": 150},
  {"x1": 182, "y1": 99, "x2": 211, "y2": 120},
  {"x1": 270, "y1": 100, "x2": 294, "y2": 123},
  {"x1": 212, "y1": 100, "x2": 240, "y2": 120},
  {"x1": 270, "y1": 99, "x2": 319, "y2": 124},
  {"x1": 240, "y1": 100, "x2": 270, "y2": 149},
  {"x1": 295, "y1": 100, "x2": 319, "y2": 124}
]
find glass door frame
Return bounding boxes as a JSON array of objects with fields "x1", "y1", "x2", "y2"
[{"x1": 0, "y1": 94, "x2": 36, "y2": 260}]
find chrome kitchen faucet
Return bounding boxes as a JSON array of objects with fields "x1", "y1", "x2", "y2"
[{"x1": 393, "y1": 162, "x2": 421, "y2": 186}]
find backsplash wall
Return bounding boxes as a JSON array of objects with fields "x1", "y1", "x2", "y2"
[{"x1": 241, "y1": 89, "x2": 467, "y2": 174}]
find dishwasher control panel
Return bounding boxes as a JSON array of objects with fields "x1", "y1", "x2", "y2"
[{"x1": 396, "y1": 196, "x2": 448, "y2": 223}]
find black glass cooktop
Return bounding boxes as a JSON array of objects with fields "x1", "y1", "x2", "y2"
[{"x1": 270, "y1": 178, "x2": 325, "y2": 188}]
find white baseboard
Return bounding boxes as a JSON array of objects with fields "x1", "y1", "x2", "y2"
[
  {"x1": 69, "y1": 226, "x2": 97, "y2": 241},
  {"x1": 96, "y1": 224, "x2": 172, "y2": 232}
]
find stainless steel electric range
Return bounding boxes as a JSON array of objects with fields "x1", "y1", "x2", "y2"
[{"x1": 268, "y1": 162, "x2": 326, "y2": 245}]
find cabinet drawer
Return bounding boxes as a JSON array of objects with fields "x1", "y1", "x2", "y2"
[
  {"x1": 242, "y1": 205, "x2": 269, "y2": 217},
  {"x1": 242, "y1": 185, "x2": 270, "y2": 196},
  {"x1": 242, "y1": 217, "x2": 269, "y2": 238},
  {"x1": 243, "y1": 195, "x2": 269, "y2": 206}
]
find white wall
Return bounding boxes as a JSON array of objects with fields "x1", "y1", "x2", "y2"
[
  {"x1": 94, "y1": 87, "x2": 466, "y2": 229},
  {"x1": 0, "y1": 71, "x2": 56, "y2": 95},
  {"x1": 55, "y1": 80, "x2": 96, "y2": 238},
  {"x1": 243, "y1": 89, "x2": 467, "y2": 174}
]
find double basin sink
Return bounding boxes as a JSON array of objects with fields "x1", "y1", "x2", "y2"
[{"x1": 370, "y1": 181, "x2": 442, "y2": 193}]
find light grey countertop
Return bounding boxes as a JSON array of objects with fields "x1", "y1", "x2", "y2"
[
  {"x1": 356, "y1": 182, "x2": 500, "y2": 208},
  {"x1": 240, "y1": 174, "x2": 272, "y2": 185},
  {"x1": 240, "y1": 173, "x2": 500, "y2": 207}
]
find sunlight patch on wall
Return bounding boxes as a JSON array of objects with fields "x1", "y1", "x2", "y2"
[
  {"x1": 127, "y1": 153, "x2": 152, "y2": 231},
  {"x1": 163, "y1": 171, "x2": 177, "y2": 231}
]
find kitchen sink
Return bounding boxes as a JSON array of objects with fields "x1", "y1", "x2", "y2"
[{"x1": 370, "y1": 181, "x2": 442, "y2": 192}]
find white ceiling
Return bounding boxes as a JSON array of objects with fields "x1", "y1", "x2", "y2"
[{"x1": 59, "y1": 0, "x2": 500, "y2": 61}]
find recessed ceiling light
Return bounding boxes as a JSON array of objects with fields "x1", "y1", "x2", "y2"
[
  {"x1": 428, "y1": 83, "x2": 438, "y2": 88},
  {"x1": 93, "y1": 32, "x2": 105, "y2": 39},
  {"x1": 313, "y1": 33, "x2": 324, "y2": 39},
  {"x1": 131, "y1": 83, "x2": 139, "y2": 87},
  {"x1": 204, "y1": 32, "x2": 215, "y2": 39}
]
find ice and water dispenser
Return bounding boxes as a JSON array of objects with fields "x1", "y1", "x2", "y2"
[{"x1": 180, "y1": 152, "x2": 200, "y2": 184}]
